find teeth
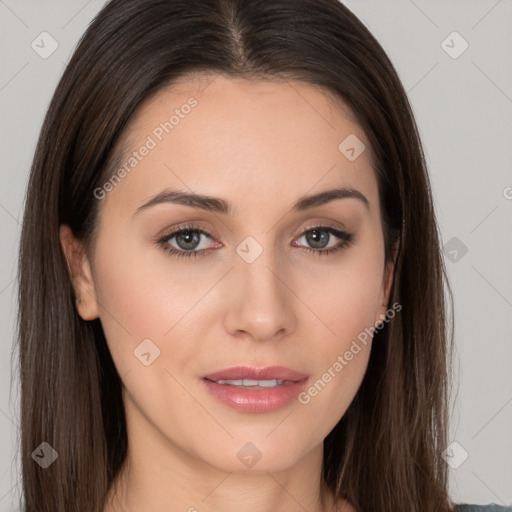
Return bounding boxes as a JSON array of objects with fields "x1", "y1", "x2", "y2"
[{"x1": 214, "y1": 379, "x2": 286, "y2": 387}]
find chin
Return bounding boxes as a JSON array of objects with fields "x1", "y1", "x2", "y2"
[{"x1": 196, "y1": 434, "x2": 313, "y2": 475}]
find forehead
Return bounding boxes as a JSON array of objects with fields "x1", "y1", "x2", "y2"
[
  {"x1": 101, "y1": 73, "x2": 379, "y2": 219},
  {"x1": 128, "y1": 73, "x2": 366, "y2": 150}
]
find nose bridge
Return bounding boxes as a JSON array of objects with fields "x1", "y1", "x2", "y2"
[{"x1": 223, "y1": 235, "x2": 295, "y2": 341}]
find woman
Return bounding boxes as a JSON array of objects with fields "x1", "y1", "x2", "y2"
[{"x1": 15, "y1": 0, "x2": 511, "y2": 511}]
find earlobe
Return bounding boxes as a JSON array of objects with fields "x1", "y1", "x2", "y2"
[
  {"x1": 59, "y1": 224, "x2": 100, "y2": 321},
  {"x1": 375, "y1": 268, "x2": 394, "y2": 328},
  {"x1": 375, "y1": 239, "x2": 400, "y2": 327}
]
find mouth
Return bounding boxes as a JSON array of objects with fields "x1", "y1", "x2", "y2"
[
  {"x1": 204, "y1": 378, "x2": 293, "y2": 389},
  {"x1": 201, "y1": 366, "x2": 309, "y2": 413}
]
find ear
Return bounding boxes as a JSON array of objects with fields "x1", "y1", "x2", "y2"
[
  {"x1": 59, "y1": 224, "x2": 100, "y2": 321},
  {"x1": 375, "y1": 237, "x2": 400, "y2": 327}
]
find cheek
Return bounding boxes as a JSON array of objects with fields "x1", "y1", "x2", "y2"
[
  {"x1": 90, "y1": 229, "x2": 208, "y2": 377},
  {"x1": 290, "y1": 236, "x2": 384, "y2": 424},
  {"x1": 90, "y1": 236, "x2": 206, "y2": 443},
  {"x1": 299, "y1": 234, "x2": 385, "y2": 342},
  {"x1": 293, "y1": 276, "x2": 376, "y2": 439}
]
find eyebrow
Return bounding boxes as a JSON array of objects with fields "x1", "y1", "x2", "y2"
[{"x1": 133, "y1": 186, "x2": 369, "y2": 217}]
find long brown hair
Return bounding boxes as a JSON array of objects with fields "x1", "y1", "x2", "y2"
[{"x1": 15, "y1": 0, "x2": 455, "y2": 510}]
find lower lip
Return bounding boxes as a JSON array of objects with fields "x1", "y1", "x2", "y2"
[{"x1": 201, "y1": 378, "x2": 309, "y2": 413}]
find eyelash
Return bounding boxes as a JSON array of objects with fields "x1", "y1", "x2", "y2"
[{"x1": 156, "y1": 223, "x2": 355, "y2": 259}]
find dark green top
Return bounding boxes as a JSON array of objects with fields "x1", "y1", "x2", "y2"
[{"x1": 454, "y1": 504, "x2": 512, "y2": 511}]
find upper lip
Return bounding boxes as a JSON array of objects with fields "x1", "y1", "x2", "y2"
[{"x1": 203, "y1": 366, "x2": 309, "y2": 382}]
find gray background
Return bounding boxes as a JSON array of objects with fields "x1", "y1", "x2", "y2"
[{"x1": 1, "y1": 0, "x2": 511, "y2": 510}]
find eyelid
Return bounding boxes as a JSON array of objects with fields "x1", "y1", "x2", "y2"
[
  {"x1": 156, "y1": 221, "x2": 219, "y2": 240},
  {"x1": 157, "y1": 223, "x2": 221, "y2": 248},
  {"x1": 299, "y1": 221, "x2": 347, "y2": 235}
]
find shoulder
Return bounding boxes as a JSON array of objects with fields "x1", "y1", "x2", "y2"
[{"x1": 453, "y1": 504, "x2": 512, "y2": 512}]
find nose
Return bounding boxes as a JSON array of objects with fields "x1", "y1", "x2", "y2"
[{"x1": 223, "y1": 248, "x2": 297, "y2": 342}]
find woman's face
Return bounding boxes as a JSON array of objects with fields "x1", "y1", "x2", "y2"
[{"x1": 63, "y1": 74, "x2": 395, "y2": 475}]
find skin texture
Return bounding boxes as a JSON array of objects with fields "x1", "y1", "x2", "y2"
[{"x1": 60, "y1": 74, "x2": 397, "y2": 512}]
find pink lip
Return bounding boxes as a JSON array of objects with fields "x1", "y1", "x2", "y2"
[{"x1": 201, "y1": 366, "x2": 309, "y2": 413}]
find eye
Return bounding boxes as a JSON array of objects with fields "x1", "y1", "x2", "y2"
[
  {"x1": 292, "y1": 224, "x2": 355, "y2": 256},
  {"x1": 157, "y1": 225, "x2": 220, "y2": 259}
]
